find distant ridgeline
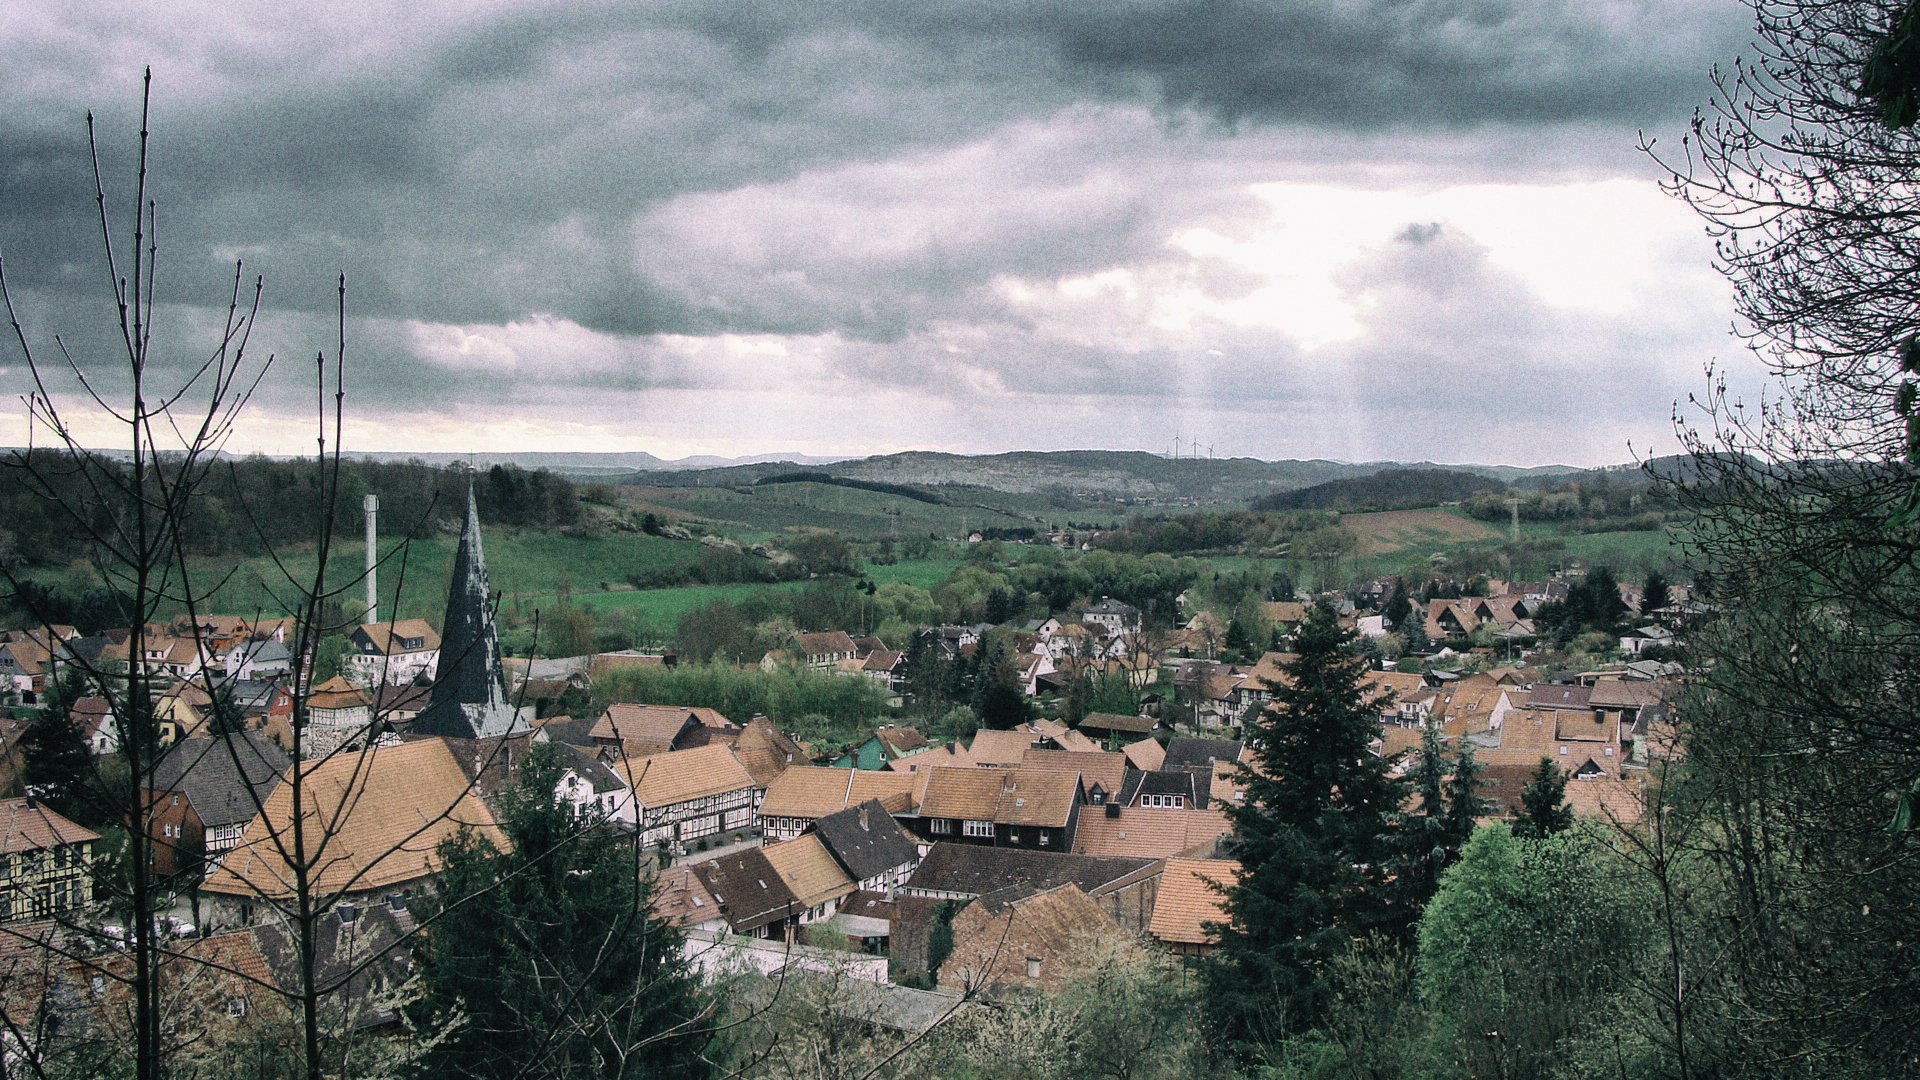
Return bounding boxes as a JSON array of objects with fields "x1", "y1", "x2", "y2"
[
  {"x1": 1250, "y1": 469, "x2": 1504, "y2": 512},
  {"x1": 624, "y1": 450, "x2": 1587, "y2": 503},
  {"x1": 753, "y1": 471, "x2": 948, "y2": 505},
  {"x1": 0, "y1": 451, "x2": 580, "y2": 567}
]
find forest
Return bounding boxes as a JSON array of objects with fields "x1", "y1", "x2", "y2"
[{"x1": 0, "y1": 453, "x2": 581, "y2": 566}]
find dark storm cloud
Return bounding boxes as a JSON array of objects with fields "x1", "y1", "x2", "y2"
[{"x1": 0, "y1": 0, "x2": 1746, "y2": 454}]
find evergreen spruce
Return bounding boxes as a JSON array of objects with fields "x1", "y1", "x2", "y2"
[
  {"x1": 19, "y1": 667, "x2": 99, "y2": 824},
  {"x1": 1641, "y1": 570, "x2": 1671, "y2": 623},
  {"x1": 415, "y1": 743, "x2": 711, "y2": 1079},
  {"x1": 1205, "y1": 601, "x2": 1408, "y2": 1048},
  {"x1": 1510, "y1": 755, "x2": 1573, "y2": 839}
]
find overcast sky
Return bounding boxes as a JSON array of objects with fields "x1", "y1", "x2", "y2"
[{"x1": 0, "y1": 0, "x2": 1759, "y2": 466}]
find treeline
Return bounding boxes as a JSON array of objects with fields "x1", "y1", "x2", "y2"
[
  {"x1": 754, "y1": 471, "x2": 947, "y2": 505},
  {"x1": 1461, "y1": 475, "x2": 1687, "y2": 533},
  {"x1": 1251, "y1": 468, "x2": 1502, "y2": 512},
  {"x1": 593, "y1": 660, "x2": 888, "y2": 738},
  {"x1": 0, "y1": 452, "x2": 580, "y2": 566},
  {"x1": 1092, "y1": 509, "x2": 1337, "y2": 555}
]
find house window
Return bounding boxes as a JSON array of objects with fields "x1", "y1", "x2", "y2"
[
  {"x1": 962, "y1": 820, "x2": 993, "y2": 838},
  {"x1": 91, "y1": 974, "x2": 105, "y2": 995},
  {"x1": 226, "y1": 997, "x2": 247, "y2": 1019},
  {"x1": 1038, "y1": 832, "x2": 1050, "y2": 846},
  {"x1": 929, "y1": 819, "x2": 952, "y2": 835},
  {"x1": 1025, "y1": 958, "x2": 1042, "y2": 979}
]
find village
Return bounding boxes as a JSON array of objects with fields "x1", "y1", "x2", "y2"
[{"x1": 0, "y1": 478, "x2": 1690, "y2": 1050}]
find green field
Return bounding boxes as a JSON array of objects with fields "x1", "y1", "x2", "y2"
[{"x1": 196, "y1": 528, "x2": 706, "y2": 623}]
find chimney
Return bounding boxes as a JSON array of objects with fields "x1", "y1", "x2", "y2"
[{"x1": 363, "y1": 493, "x2": 379, "y2": 625}]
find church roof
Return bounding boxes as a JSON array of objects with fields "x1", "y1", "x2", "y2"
[{"x1": 410, "y1": 485, "x2": 526, "y2": 741}]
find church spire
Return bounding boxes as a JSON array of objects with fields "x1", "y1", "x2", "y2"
[{"x1": 412, "y1": 483, "x2": 525, "y2": 739}]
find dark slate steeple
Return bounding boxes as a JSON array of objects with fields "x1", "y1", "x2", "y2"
[{"x1": 412, "y1": 484, "x2": 526, "y2": 739}]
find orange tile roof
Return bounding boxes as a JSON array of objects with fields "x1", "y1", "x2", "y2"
[
  {"x1": 1072, "y1": 808, "x2": 1231, "y2": 860},
  {"x1": 203, "y1": 738, "x2": 505, "y2": 900},
  {"x1": 355, "y1": 619, "x2": 442, "y2": 656},
  {"x1": 848, "y1": 769, "x2": 919, "y2": 812},
  {"x1": 919, "y1": 766, "x2": 1006, "y2": 821},
  {"x1": 305, "y1": 676, "x2": 368, "y2": 711},
  {"x1": 1021, "y1": 748, "x2": 1127, "y2": 794},
  {"x1": 613, "y1": 744, "x2": 755, "y2": 808},
  {"x1": 760, "y1": 833, "x2": 856, "y2": 909},
  {"x1": 1564, "y1": 776, "x2": 1645, "y2": 824},
  {"x1": 760, "y1": 766, "x2": 859, "y2": 818},
  {"x1": 968, "y1": 729, "x2": 1037, "y2": 766},
  {"x1": 591, "y1": 704, "x2": 702, "y2": 756},
  {"x1": 994, "y1": 769, "x2": 1080, "y2": 828},
  {"x1": 650, "y1": 866, "x2": 723, "y2": 928},
  {"x1": 0, "y1": 798, "x2": 100, "y2": 854},
  {"x1": 1050, "y1": 729, "x2": 1101, "y2": 754},
  {"x1": 1148, "y1": 858, "x2": 1241, "y2": 946},
  {"x1": 731, "y1": 718, "x2": 807, "y2": 788},
  {"x1": 1122, "y1": 738, "x2": 1165, "y2": 771}
]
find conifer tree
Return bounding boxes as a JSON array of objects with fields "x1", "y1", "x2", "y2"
[
  {"x1": 20, "y1": 667, "x2": 100, "y2": 824},
  {"x1": 1206, "y1": 602, "x2": 1408, "y2": 1047},
  {"x1": 1641, "y1": 569, "x2": 1671, "y2": 623},
  {"x1": 416, "y1": 743, "x2": 711, "y2": 1079},
  {"x1": 1510, "y1": 755, "x2": 1573, "y2": 840}
]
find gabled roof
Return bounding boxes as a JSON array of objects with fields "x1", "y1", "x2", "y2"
[
  {"x1": 761, "y1": 832, "x2": 856, "y2": 909},
  {"x1": 732, "y1": 718, "x2": 807, "y2": 788},
  {"x1": 1162, "y1": 738, "x2": 1243, "y2": 772},
  {"x1": 759, "y1": 766, "x2": 917, "y2": 819},
  {"x1": 590, "y1": 704, "x2": 704, "y2": 757},
  {"x1": 1048, "y1": 728, "x2": 1101, "y2": 754},
  {"x1": 305, "y1": 676, "x2": 368, "y2": 711},
  {"x1": 1071, "y1": 807, "x2": 1231, "y2": 860},
  {"x1": 919, "y1": 767, "x2": 1007, "y2": 821},
  {"x1": 905, "y1": 843, "x2": 1157, "y2": 900},
  {"x1": 151, "y1": 731, "x2": 293, "y2": 831},
  {"x1": 967, "y1": 729, "x2": 1039, "y2": 767},
  {"x1": 814, "y1": 799, "x2": 919, "y2": 882},
  {"x1": 691, "y1": 848, "x2": 800, "y2": 933},
  {"x1": 1020, "y1": 749, "x2": 1127, "y2": 795},
  {"x1": 1362, "y1": 670, "x2": 1427, "y2": 704},
  {"x1": 1122, "y1": 738, "x2": 1166, "y2": 772},
  {"x1": 1551, "y1": 708, "x2": 1615, "y2": 743},
  {"x1": 1148, "y1": 858, "x2": 1240, "y2": 945},
  {"x1": 353, "y1": 620, "x2": 442, "y2": 657},
  {"x1": 1260, "y1": 601, "x2": 1308, "y2": 625},
  {"x1": 1528, "y1": 684, "x2": 1592, "y2": 710},
  {"x1": 1077, "y1": 712, "x2": 1157, "y2": 734},
  {"x1": 872, "y1": 726, "x2": 929, "y2": 757},
  {"x1": 993, "y1": 769, "x2": 1080, "y2": 828},
  {"x1": 1241, "y1": 652, "x2": 1296, "y2": 689},
  {"x1": 651, "y1": 865, "x2": 723, "y2": 928},
  {"x1": 1588, "y1": 679, "x2": 1668, "y2": 709},
  {"x1": 794, "y1": 631, "x2": 858, "y2": 657},
  {"x1": 886, "y1": 740, "x2": 978, "y2": 772},
  {"x1": 613, "y1": 744, "x2": 755, "y2": 808},
  {"x1": 1119, "y1": 769, "x2": 1205, "y2": 807},
  {"x1": 203, "y1": 738, "x2": 506, "y2": 900},
  {"x1": 0, "y1": 798, "x2": 99, "y2": 854}
]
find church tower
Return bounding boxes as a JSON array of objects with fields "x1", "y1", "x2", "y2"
[{"x1": 411, "y1": 484, "x2": 526, "y2": 739}]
